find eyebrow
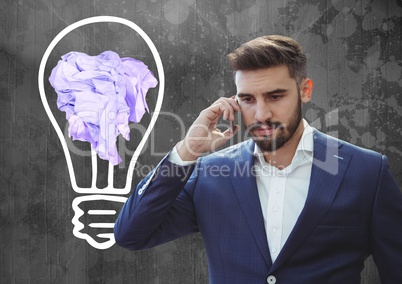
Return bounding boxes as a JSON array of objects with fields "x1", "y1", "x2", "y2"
[{"x1": 236, "y1": 88, "x2": 288, "y2": 98}]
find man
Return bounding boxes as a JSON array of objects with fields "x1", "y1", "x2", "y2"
[{"x1": 114, "y1": 35, "x2": 402, "y2": 283}]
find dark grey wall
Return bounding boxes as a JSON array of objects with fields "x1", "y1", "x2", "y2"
[{"x1": 1, "y1": 0, "x2": 401, "y2": 283}]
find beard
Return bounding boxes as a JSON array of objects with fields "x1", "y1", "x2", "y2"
[{"x1": 248, "y1": 96, "x2": 302, "y2": 152}]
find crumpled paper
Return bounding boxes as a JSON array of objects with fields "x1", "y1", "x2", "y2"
[{"x1": 49, "y1": 50, "x2": 158, "y2": 165}]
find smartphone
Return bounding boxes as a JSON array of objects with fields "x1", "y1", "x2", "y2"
[{"x1": 230, "y1": 96, "x2": 241, "y2": 135}]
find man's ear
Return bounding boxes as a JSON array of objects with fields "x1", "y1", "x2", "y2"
[{"x1": 300, "y1": 78, "x2": 313, "y2": 103}]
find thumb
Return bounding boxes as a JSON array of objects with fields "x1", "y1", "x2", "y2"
[
  {"x1": 210, "y1": 125, "x2": 240, "y2": 152},
  {"x1": 223, "y1": 124, "x2": 240, "y2": 138}
]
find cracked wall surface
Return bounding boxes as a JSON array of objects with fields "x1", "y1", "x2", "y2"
[{"x1": 1, "y1": 0, "x2": 401, "y2": 283}]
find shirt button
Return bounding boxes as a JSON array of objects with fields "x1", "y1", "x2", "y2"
[
  {"x1": 273, "y1": 227, "x2": 278, "y2": 233},
  {"x1": 267, "y1": 275, "x2": 276, "y2": 284},
  {"x1": 271, "y1": 247, "x2": 277, "y2": 253},
  {"x1": 273, "y1": 206, "x2": 279, "y2": 212}
]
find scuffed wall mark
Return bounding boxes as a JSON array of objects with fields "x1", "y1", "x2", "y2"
[{"x1": 342, "y1": 16, "x2": 401, "y2": 73}]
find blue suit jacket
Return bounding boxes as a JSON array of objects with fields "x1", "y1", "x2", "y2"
[{"x1": 115, "y1": 130, "x2": 402, "y2": 283}]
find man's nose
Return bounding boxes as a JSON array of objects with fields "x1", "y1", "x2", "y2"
[{"x1": 254, "y1": 102, "x2": 272, "y2": 122}]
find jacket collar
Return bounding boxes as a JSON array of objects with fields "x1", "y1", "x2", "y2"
[{"x1": 229, "y1": 139, "x2": 273, "y2": 267}]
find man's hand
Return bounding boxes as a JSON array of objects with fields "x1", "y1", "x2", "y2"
[{"x1": 177, "y1": 97, "x2": 240, "y2": 161}]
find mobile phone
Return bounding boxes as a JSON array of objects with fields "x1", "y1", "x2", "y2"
[{"x1": 230, "y1": 96, "x2": 241, "y2": 133}]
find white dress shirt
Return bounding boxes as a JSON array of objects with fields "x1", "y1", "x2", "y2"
[
  {"x1": 168, "y1": 120, "x2": 314, "y2": 263},
  {"x1": 254, "y1": 120, "x2": 313, "y2": 262}
]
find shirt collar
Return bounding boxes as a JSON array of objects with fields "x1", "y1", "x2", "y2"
[{"x1": 253, "y1": 119, "x2": 314, "y2": 164}]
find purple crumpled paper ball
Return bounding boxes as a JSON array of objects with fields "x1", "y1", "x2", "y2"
[{"x1": 49, "y1": 50, "x2": 158, "y2": 165}]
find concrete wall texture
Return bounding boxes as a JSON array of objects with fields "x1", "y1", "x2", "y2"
[{"x1": 1, "y1": 0, "x2": 401, "y2": 283}]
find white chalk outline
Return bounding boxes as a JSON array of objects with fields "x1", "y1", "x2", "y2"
[
  {"x1": 72, "y1": 195, "x2": 128, "y2": 250},
  {"x1": 88, "y1": 210, "x2": 117, "y2": 215},
  {"x1": 38, "y1": 16, "x2": 165, "y2": 250},
  {"x1": 38, "y1": 16, "x2": 165, "y2": 194}
]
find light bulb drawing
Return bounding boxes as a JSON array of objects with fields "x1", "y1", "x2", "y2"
[{"x1": 38, "y1": 16, "x2": 165, "y2": 250}]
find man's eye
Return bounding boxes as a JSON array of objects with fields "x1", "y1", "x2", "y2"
[
  {"x1": 270, "y1": 95, "x2": 282, "y2": 100},
  {"x1": 242, "y1": 97, "x2": 253, "y2": 102}
]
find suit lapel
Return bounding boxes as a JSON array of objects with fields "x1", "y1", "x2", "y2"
[
  {"x1": 271, "y1": 130, "x2": 352, "y2": 271},
  {"x1": 229, "y1": 140, "x2": 273, "y2": 268}
]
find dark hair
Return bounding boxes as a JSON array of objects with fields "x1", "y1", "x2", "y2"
[{"x1": 227, "y1": 35, "x2": 307, "y2": 84}]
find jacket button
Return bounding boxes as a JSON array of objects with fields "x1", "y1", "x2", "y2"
[{"x1": 267, "y1": 275, "x2": 276, "y2": 284}]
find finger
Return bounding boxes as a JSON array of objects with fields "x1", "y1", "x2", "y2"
[
  {"x1": 221, "y1": 101, "x2": 233, "y2": 121},
  {"x1": 206, "y1": 102, "x2": 230, "y2": 121},
  {"x1": 205, "y1": 98, "x2": 240, "y2": 128},
  {"x1": 227, "y1": 97, "x2": 240, "y2": 112},
  {"x1": 223, "y1": 124, "x2": 240, "y2": 138},
  {"x1": 212, "y1": 97, "x2": 240, "y2": 114},
  {"x1": 223, "y1": 98, "x2": 240, "y2": 120},
  {"x1": 210, "y1": 127, "x2": 236, "y2": 152},
  {"x1": 215, "y1": 99, "x2": 235, "y2": 121},
  {"x1": 200, "y1": 104, "x2": 223, "y2": 121}
]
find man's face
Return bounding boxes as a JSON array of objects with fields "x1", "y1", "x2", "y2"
[{"x1": 235, "y1": 65, "x2": 310, "y2": 152}]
